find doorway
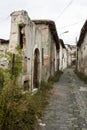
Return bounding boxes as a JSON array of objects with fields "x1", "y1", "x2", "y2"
[{"x1": 33, "y1": 48, "x2": 40, "y2": 88}]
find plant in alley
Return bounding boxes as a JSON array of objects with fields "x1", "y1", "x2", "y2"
[
  {"x1": 0, "y1": 49, "x2": 53, "y2": 130},
  {"x1": 75, "y1": 69, "x2": 87, "y2": 84}
]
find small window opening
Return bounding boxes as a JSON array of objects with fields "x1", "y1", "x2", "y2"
[
  {"x1": 19, "y1": 25, "x2": 26, "y2": 49},
  {"x1": 23, "y1": 80, "x2": 29, "y2": 91}
]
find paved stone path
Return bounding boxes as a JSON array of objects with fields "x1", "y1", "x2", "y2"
[{"x1": 40, "y1": 68, "x2": 87, "y2": 130}]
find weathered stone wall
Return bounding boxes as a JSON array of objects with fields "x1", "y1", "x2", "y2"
[
  {"x1": 83, "y1": 34, "x2": 87, "y2": 75},
  {"x1": 48, "y1": 30, "x2": 56, "y2": 76},
  {"x1": 34, "y1": 23, "x2": 58, "y2": 81},
  {"x1": 77, "y1": 33, "x2": 87, "y2": 75},
  {"x1": 34, "y1": 24, "x2": 50, "y2": 81},
  {"x1": 9, "y1": 10, "x2": 42, "y2": 90},
  {"x1": 6, "y1": 10, "x2": 60, "y2": 90}
]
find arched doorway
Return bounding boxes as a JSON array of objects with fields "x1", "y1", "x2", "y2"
[{"x1": 33, "y1": 48, "x2": 40, "y2": 88}]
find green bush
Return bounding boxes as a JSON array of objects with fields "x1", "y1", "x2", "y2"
[
  {"x1": 0, "y1": 48, "x2": 61, "y2": 130},
  {"x1": 48, "y1": 70, "x2": 63, "y2": 83},
  {"x1": 40, "y1": 81, "x2": 53, "y2": 91},
  {"x1": 75, "y1": 69, "x2": 87, "y2": 84},
  {"x1": 0, "y1": 70, "x2": 4, "y2": 91},
  {"x1": 0, "y1": 79, "x2": 53, "y2": 130},
  {"x1": 0, "y1": 51, "x2": 39, "y2": 130},
  {"x1": 33, "y1": 81, "x2": 53, "y2": 118},
  {"x1": 0, "y1": 69, "x2": 10, "y2": 92},
  {"x1": 0, "y1": 81, "x2": 38, "y2": 130},
  {"x1": 8, "y1": 53, "x2": 22, "y2": 80}
]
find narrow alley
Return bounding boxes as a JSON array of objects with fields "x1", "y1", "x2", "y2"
[
  {"x1": 40, "y1": 68, "x2": 87, "y2": 130},
  {"x1": 0, "y1": 1, "x2": 87, "y2": 129}
]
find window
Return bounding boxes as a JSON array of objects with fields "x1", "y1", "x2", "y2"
[
  {"x1": 23, "y1": 80, "x2": 29, "y2": 91},
  {"x1": 19, "y1": 25, "x2": 26, "y2": 49}
]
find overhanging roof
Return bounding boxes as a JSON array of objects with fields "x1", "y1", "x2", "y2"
[
  {"x1": 0, "y1": 39, "x2": 9, "y2": 44},
  {"x1": 59, "y1": 39, "x2": 66, "y2": 48}
]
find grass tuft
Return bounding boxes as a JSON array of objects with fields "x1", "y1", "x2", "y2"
[
  {"x1": 75, "y1": 69, "x2": 87, "y2": 84},
  {"x1": 48, "y1": 70, "x2": 63, "y2": 83}
]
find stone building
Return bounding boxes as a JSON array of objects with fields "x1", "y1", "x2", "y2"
[
  {"x1": 9, "y1": 10, "x2": 42, "y2": 91},
  {"x1": 33, "y1": 20, "x2": 60, "y2": 81},
  {"x1": 9, "y1": 10, "x2": 60, "y2": 91},
  {"x1": 77, "y1": 20, "x2": 87, "y2": 75}
]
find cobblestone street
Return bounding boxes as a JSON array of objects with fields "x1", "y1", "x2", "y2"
[{"x1": 40, "y1": 68, "x2": 87, "y2": 130}]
